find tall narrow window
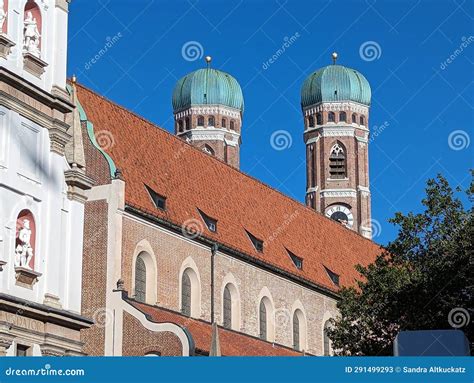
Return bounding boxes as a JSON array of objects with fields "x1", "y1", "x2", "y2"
[
  {"x1": 259, "y1": 300, "x2": 267, "y2": 340},
  {"x1": 197, "y1": 116, "x2": 204, "y2": 127},
  {"x1": 135, "y1": 255, "x2": 146, "y2": 303},
  {"x1": 329, "y1": 142, "x2": 346, "y2": 179},
  {"x1": 293, "y1": 312, "x2": 300, "y2": 350},
  {"x1": 222, "y1": 118, "x2": 227, "y2": 128},
  {"x1": 323, "y1": 320, "x2": 332, "y2": 356},
  {"x1": 352, "y1": 113, "x2": 357, "y2": 123},
  {"x1": 208, "y1": 116, "x2": 215, "y2": 127},
  {"x1": 181, "y1": 272, "x2": 191, "y2": 316},
  {"x1": 223, "y1": 285, "x2": 232, "y2": 329},
  {"x1": 308, "y1": 116, "x2": 315, "y2": 128},
  {"x1": 185, "y1": 117, "x2": 190, "y2": 130},
  {"x1": 360, "y1": 115, "x2": 365, "y2": 125},
  {"x1": 328, "y1": 112, "x2": 335, "y2": 122},
  {"x1": 339, "y1": 111, "x2": 347, "y2": 122},
  {"x1": 230, "y1": 120, "x2": 235, "y2": 130},
  {"x1": 178, "y1": 120, "x2": 183, "y2": 132},
  {"x1": 316, "y1": 112, "x2": 323, "y2": 125}
]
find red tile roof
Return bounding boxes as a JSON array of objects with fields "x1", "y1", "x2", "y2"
[
  {"x1": 131, "y1": 300, "x2": 301, "y2": 356},
  {"x1": 76, "y1": 83, "x2": 381, "y2": 293}
]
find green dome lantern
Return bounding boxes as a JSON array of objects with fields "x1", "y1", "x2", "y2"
[
  {"x1": 301, "y1": 59, "x2": 371, "y2": 108},
  {"x1": 172, "y1": 66, "x2": 244, "y2": 113}
]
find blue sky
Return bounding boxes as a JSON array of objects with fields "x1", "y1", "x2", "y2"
[{"x1": 68, "y1": 0, "x2": 473, "y2": 244}]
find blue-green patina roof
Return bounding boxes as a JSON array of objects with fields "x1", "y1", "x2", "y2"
[
  {"x1": 172, "y1": 68, "x2": 244, "y2": 113},
  {"x1": 301, "y1": 65, "x2": 371, "y2": 107}
]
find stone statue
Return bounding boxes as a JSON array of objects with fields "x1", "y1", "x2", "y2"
[
  {"x1": 0, "y1": 0, "x2": 6, "y2": 32},
  {"x1": 23, "y1": 11, "x2": 41, "y2": 57},
  {"x1": 15, "y1": 219, "x2": 34, "y2": 269}
]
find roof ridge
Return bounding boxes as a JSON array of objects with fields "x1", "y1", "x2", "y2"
[{"x1": 74, "y1": 81, "x2": 377, "y2": 245}]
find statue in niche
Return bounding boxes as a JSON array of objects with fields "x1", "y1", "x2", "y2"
[
  {"x1": 15, "y1": 219, "x2": 34, "y2": 269},
  {"x1": 23, "y1": 11, "x2": 41, "y2": 57},
  {"x1": 0, "y1": 0, "x2": 6, "y2": 32}
]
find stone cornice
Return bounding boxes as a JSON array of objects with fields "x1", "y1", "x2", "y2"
[
  {"x1": 303, "y1": 101, "x2": 369, "y2": 115},
  {"x1": 181, "y1": 128, "x2": 240, "y2": 146},
  {"x1": 320, "y1": 188, "x2": 357, "y2": 198},
  {"x1": 174, "y1": 104, "x2": 241, "y2": 119}
]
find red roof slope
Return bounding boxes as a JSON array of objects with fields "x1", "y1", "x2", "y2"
[
  {"x1": 76, "y1": 84, "x2": 381, "y2": 293},
  {"x1": 131, "y1": 301, "x2": 300, "y2": 356}
]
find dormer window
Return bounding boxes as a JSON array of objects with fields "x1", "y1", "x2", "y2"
[
  {"x1": 145, "y1": 185, "x2": 166, "y2": 210},
  {"x1": 287, "y1": 249, "x2": 303, "y2": 270},
  {"x1": 324, "y1": 266, "x2": 340, "y2": 286},
  {"x1": 246, "y1": 230, "x2": 263, "y2": 252},
  {"x1": 198, "y1": 209, "x2": 217, "y2": 232}
]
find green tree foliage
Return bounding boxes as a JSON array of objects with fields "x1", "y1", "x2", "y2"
[{"x1": 327, "y1": 173, "x2": 473, "y2": 355}]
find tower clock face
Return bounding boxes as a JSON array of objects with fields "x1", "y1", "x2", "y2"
[{"x1": 325, "y1": 205, "x2": 354, "y2": 228}]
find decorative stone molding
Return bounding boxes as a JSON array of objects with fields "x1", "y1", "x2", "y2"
[
  {"x1": 23, "y1": 52, "x2": 48, "y2": 78},
  {"x1": 303, "y1": 101, "x2": 369, "y2": 115},
  {"x1": 0, "y1": 333, "x2": 15, "y2": 356},
  {"x1": 183, "y1": 128, "x2": 240, "y2": 146},
  {"x1": 357, "y1": 185, "x2": 371, "y2": 197},
  {"x1": 0, "y1": 33, "x2": 15, "y2": 59},
  {"x1": 15, "y1": 266, "x2": 42, "y2": 289},
  {"x1": 64, "y1": 166, "x2": 94, "y2": 203},
  {"x1": 306, "y1": 186, "x2": 318, "y2": 193},
  {"x1": 43, "y1": 293, "x2": 62, "y2": 309},
  {"x1": 51, "y1": 85, "x2": 70, "y2": 101},
  {"x1": 40, "y1": 344, "x2": 66, "y2": 356},
  {"x1": 320, "y1": 189, "x2": 357, "y2": 198},
  {"x1": 175, "y1": 104, "x2": 241, "y2": 119},
  {"x1": 360, "y1": 226, "x2": 372, "y2": 239},
  {"x1": 49, "y1": 125, "x2": 71, "y2": 155}
]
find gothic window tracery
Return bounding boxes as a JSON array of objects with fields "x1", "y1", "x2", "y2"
[
  {"x1": 135, "y1": 255, "x2": 146, "y2": 303},
  {"x1": 329, "y1": 142, "x2": 346, "y2": 179},
  {"x1": 223, "y1": 285, "x2": 232, "y2": 329}
]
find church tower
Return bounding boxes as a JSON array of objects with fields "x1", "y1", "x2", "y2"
[
  {"x1": 301, "y1": 53, "x2": 372, "y2": 238},
  {"x1": 172, "y1": 57, "x2": 244, "y2": 168}
]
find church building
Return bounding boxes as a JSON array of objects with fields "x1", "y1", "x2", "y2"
[{"x1": 0, "y1": 1, "x2": 380, "y2": 356}]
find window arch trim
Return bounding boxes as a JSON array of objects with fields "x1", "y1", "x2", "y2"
[{"x1": 131, "y1": 240, "x2": 158, "y2": 305}]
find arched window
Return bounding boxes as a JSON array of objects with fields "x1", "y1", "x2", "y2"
[
  {"x1": 360, "y1": 115, "x2": 365, "y2": 125},
  {"x1": 223, "y1": 285, "x2": 232, "y2": 329},
  {"x1": 259, "y1": 299, "x2": 267, "y2": 340},
  {"x1": 181, "y1": 272, "x2": 192, "y2": 316},
  {"x1": 293, "y1": 312, "x2": 300, "y2": 350},
  {"x1": 316, "y1": 112, "x2": 323, "y2": 125},
  {"x1": 339, "y1": 111, "x2": 347, "y2": 122},
  {"x1": 352, "y1": 113, "x2": 357, "y2": 123},
  {"x1": 202, "y1": 144, "x2": 215, "y2": 156},
  {"x1": 230, "y1": 120, "x2": 235, "y2": 130},
  {"x1": 323, "y1": 320, "x2": 332, "y2": 356},
  {"x1": 197, "y1": 116, "x2": 204, "y2": 127},
  {"x1": 208, "y1": 116, "x2": 215, "y2": 127},
  {"x1": 178, "y1": 120, "x2": 183, "y2": 133},
  {"x1": 221, "y1": 118, "x2": 227, "y2": 128},
  {"x1": 135, "y1": 255, "x2": 146, "y2": 303},
  {"x1": 328, "y1": 112, "x2": 335, "y2": 122},
  {"x1": 185, "y1": 117, "x2": 190, "y2": 130},
  {"x1": 329, "y1": 142, "x2": 346, "y2": 179},
  {"x1": 180, "y1": 265, "x2": 201, "y2": 318},
  {"x1": 308, "y1": 116, "x2": 315, "y2": 128}
]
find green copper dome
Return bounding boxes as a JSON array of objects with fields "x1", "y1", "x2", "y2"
[
  {"x1": 301, "y1": 64, "x2": 371, "y2": 108},
  {"x1": 172, "y1": 68, "x2": 244, "y2": 113}
]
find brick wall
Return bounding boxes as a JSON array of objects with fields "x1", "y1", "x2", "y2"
[{"x1": 122, "y1": 312, "x2": 183, "y2": 356}]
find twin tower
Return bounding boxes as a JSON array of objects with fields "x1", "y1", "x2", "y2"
[{"x1": 172, "y1": 54, "x2": 373, "y2": 239}]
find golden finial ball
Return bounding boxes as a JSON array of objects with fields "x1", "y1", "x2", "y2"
[
  {"x1": 205, "y1": 56, "x2": 212, "y2": 64},
  {"x1": 332, "y1": 52, "x2": 338, "y2": 63}
]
